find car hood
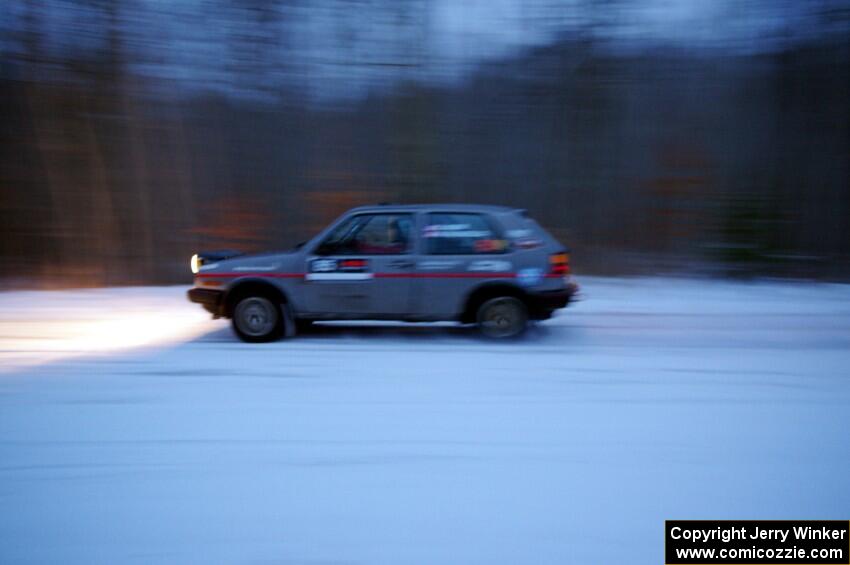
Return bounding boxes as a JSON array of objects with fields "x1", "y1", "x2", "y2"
[{"x1": 198, "y1": 249, "x2": 301, "y2": 273}]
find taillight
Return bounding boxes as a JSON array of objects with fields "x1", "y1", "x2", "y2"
[{"x1": 549, "y1": 252, "x2": 570, "y2": 275}]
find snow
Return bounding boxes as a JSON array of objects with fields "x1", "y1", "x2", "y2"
[
  {"x1": 0, "y1": 287, "x2": 211, "y2": 370},
  {"x1": 1, "y1": 277, "x2": 849, "y2": 564}
]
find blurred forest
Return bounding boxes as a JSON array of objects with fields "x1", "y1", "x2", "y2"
[{"x1": 1, "y1": 0, "x2": 849, "y2": 287}]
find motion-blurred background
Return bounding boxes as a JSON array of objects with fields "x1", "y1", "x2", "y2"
[{"x1": 2, "y1": 0, "x2": 848, "y2": 287}]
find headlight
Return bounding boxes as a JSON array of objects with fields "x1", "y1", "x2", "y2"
[{"x1": 190, "y1": 253, "x2": 201, "y2": 274}]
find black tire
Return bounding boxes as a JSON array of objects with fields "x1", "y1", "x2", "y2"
[
  {"x1": 476, "y1": 296, "x2": 528, "y2": 339},
  {"x1": 231, "y1": 295, "x2": 283, "y2": 343}
]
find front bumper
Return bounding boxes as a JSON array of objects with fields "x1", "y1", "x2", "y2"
[
  {"x1": 526, "y1": 282, "x2": 579, "y2": 318},
  {"x1": 187, "y1": 287, "x2": 224, "y2": 317}
]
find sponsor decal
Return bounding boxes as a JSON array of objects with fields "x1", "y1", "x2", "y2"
[
  {"x1": 308, "y1": 257, "x2": 370, "y2": 280},
  {"x1": 468, "y1": 260, "x2": 512, "y2": 272},
  {"x1": 517, "y1": 267, "x2": 544, "y2": 287},
  {"x1": 233, "y1": 264, "x2": 277, "y2": 272},
  {"x1": 311, "y1": 258, "x2": 338, "y2": 273},
  {"x1": 418, "y1": 260, "x2": 460, "y2": 270},
  {"x1": 423, "y1": 224, "x2": 491, "y2": 238},
  {"x1": 513, "y1": 238, "x2": 542, "y2": 249},
  {"x1": 473, "y1": 239, "x2": 507, "y2": 253},
  {"x1": 310, "y1": 258, "x2": 369, "y2": 273},
  {"x1": 339, "y1": 259, "x2": 368, "y2": 271}
]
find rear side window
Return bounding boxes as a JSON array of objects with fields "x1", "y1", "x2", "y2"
[
  {"x1": 498, "y1": 210, "x2": 559, "y2": 250},
  {"x1": 505, "y1": 224, "x2": 544, "y2": 250},
  {"x1": 424, "y1": 213, "x2": 507, "y2": 255}
]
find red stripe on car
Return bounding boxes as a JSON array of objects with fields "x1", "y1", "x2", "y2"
[{"x1": 196, "y1": 272, "x2": 564, "y2": 279}]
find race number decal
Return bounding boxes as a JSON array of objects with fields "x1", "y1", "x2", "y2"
[
  {"x1": 311, "y1": 258, "x2": 338, "y2": 273},
  {"x1": 307, "y1": 257, "x2": 372, "y2": 281}
]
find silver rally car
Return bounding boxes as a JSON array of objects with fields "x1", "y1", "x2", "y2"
[{"x1": 188, "y1": 204, "x2": 578, "y2": 341}]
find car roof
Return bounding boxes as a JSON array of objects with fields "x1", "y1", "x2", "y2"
[{"x1": 348, "y1": 203, "x2": 520, "y2": 214}]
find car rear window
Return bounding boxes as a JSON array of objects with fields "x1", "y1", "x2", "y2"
[{"x1": 424, "y1": 213, "x2": 507, "y2": 255}]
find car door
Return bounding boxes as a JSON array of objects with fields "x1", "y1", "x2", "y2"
[
  {"x1": 416, "y1": 212, "x2": 512, "y2": 317},
  {"x1": 301, "y1": 212, "x2": 416, "y2": 316}
]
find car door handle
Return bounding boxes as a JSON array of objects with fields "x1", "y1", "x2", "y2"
[{"x1": 389, "y1": 260, "x2": 414, "y2": 269}]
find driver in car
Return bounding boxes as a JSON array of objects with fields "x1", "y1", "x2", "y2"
[{"x1": 357, "y1": 216, "x2": 408, "y2": 254}]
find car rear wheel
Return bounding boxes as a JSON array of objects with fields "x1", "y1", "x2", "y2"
[
  {"x1": 232, "y1": 296, "x2": 283, "y2": 342},
  {"x1": 476, "y1": 296, "x2": 528, "y2": 339}
]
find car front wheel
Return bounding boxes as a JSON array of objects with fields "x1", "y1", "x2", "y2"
[
  {"x1": 232, "y1": 295, "x2": 283, "y2": 342},
  {"x1": 476, "y1": 296, "x2": 528, "y2": 339}
]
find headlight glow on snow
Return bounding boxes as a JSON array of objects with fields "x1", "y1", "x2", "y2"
[{"x1": 0, "y1": 287, "x2": 214, "y2": 371}]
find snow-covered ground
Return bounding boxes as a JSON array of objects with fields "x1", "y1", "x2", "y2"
[{"x1": 1, "y1": 278, "x2": 849, "y2": 565}]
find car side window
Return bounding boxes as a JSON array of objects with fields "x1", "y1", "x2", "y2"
[
  {"x1": 317, "y1": 214, "x2": 412, "y2": 255},
  {"x1": 424, "y1": 213, "x2": 507, "y2": 255}
]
